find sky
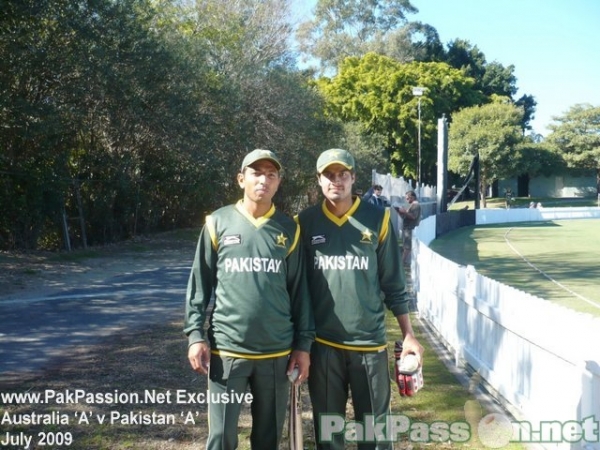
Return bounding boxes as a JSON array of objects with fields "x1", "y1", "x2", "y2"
[{"x1": 291, "y1": 0, "x2": 600, "y2": 136}]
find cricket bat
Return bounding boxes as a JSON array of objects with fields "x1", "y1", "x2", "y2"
[{"x1": 288, "y1": 368, "x2": 303, "y2": 450}]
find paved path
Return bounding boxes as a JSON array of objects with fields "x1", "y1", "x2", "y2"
[
  {"x1": 0, "y1": 248, "x2": 417, "y2": 380},
  {"x1": 0, "y1": 263, "x2": 190, "y2": 378}
]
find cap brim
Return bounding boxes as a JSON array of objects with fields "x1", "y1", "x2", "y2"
[
  {"x1": 317, "y1": 161, "x2": 353, "y2": 173},
  {"x1": 242, "y1": 157, "x2": 282, "y2": 171}
]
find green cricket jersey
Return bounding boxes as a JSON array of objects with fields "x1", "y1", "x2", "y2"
[
  {"x1": 297, "y1": 197, "x2": 408, "y2": 350},
  {"x1": 184, "y1": 201, "x2": 314, "y2": 357}
]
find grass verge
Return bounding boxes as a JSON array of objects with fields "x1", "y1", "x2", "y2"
[
  {"x1": 449, "y1": 196, "x2": 598, "y2": 210},
  {"x1": 430, "y1": 219, "x2": 600, "y2": 316}
]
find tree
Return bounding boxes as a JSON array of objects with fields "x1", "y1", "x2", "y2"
[
  {"x1": 513, "y1": 139, "x2": 566, "y2": 197},
  {"x1": 337, "y1": 122, "x2": 389, "y2": 191},
  {"x1": 515, "y1": 94, "x2": 537, "y2": 133},
  {"x1": 448, "y1": 102, "x2": 524, "y2": 207},
  {"x1": 174, "y1": 0, "x2": 337, "y2": 211},
  {"x1": 373, "y1": 21, "x2": 444, "y2": 64},
  {"x1": 317, "y1": 53, "x2": 483, "y2": 182},
  {"x1": 546, "y1": 104, "x2": 600, "y2": 192},
  {"x1": 0, "y1": 0, "x2": 343, "y2": 250},
  {"x1": 518, "y1": 140, "x2": 566, "y2": 178},
  {"x1": 296, "y1": 0, "x2": 418, "y2": 72},
  {"x1": 444, "y1": 39, "x2": 487, "y2": 81},
  {"x1": 444, "y1": 40, "x2": 517, "y2": 98},
  {"x1": 190, "y1": 0, "x2": 295, "y2": 79}
]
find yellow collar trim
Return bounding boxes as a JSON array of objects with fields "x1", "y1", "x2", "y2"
[
  {"x1": 236, "y1": 200, "x2": 275, "y2": 227},
  {"x1": 321, "y1": 197, "x2": 361, "y2": 226}
]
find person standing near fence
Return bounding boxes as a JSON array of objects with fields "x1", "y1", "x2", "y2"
[
  {"x1": 504, "y1": 188, "x2": 513, "y2": 209},
  {"x1": 363, "y1": 184, "x2": 388, "y2": 208},
  {"x1": 395, "y1": 190, "x2": 421, "y2": 265},
  {"x1": 296, "y1": 148, "x2": 423, "y2": 450},
  {"x1": 184, "y1": 149, "x2": 314, "y2": 450}
]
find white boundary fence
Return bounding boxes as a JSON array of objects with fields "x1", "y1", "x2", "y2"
[
  {"x1": 372, "y1": 171, "x2": 437, "y2": 235},
  {"x1": 413, "y1": 207, "x2": 600, "y2": 450},
  {"x1": 371, "y1": 170, "x2": 437, "y2": 204}
]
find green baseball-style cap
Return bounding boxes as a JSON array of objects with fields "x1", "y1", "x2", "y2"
[
  {"x1": 241, "y1": 149, "x2": 282, "y2": 171},
  {"x1": 316, "y1": 148, "x2": 355, "y2": 173}
]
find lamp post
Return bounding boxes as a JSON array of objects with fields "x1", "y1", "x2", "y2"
[{"x1": 412, "y1": 87, "x2": 425, "y2": 185}]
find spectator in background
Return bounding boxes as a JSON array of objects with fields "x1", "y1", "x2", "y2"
[
  {"x1": 363, "y1": 184, "x2": 388, "y2": 208},
  {"x1": 505, "y1": 188, "x2": 514, "y2": 209},
  {"x1": 395, "y1": 190, "x2": 421, "y2": 264}
]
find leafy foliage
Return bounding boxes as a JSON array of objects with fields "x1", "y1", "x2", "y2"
[
  {"x1": 448, "y1": 102, "x2": 524, "y2": 206},
  {"x1": 317, "y1": 53, "x2": 483, "y2": 181},
  {"x1": 0, "y1": 0, "x2": 334, "y2": 250},
  {"x1": 517, "y1": 140, "x2": 567, "y2": 178},
  {"x1": 296, "y1": 0, "x2": 418, "y2": 72},
  {"x1": 546, "y1": 104, "x2": 600, "y2": 172}
]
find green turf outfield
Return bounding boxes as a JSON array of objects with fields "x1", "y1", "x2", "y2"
[{"x1": 429, "y1": 219, "x2": 600, "y2": 317}]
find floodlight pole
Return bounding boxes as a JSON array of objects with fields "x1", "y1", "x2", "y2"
[{"x1": 412, "y1": 87, "x2": 425, "y2": 186}]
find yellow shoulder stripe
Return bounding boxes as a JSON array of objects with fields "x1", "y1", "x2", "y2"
[
  {"x1": 205, "y1": 215, "x2": 218, "y2": 251},
  {"x1": 379, "y1": 208, "x2": 391, "y2": 243},
  {"x1": 287, "y1": 223, "x2": 301, "y2": 257}
]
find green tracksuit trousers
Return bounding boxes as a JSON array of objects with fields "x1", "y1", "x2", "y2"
[
  {"x1": 309, "y1": 342, "x2": 393, "y2": 450},
  {"x1": 206, "y1": 354, "x2": 289, "y2": 450}
]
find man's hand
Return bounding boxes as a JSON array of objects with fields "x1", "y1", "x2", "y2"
[
  {"x1": 394, "y1": 339, "x2": 424, "y2": 397},
  {"x1": 395, "y1": 315, "x2": 424, "y2": 366},
  {"x1": 394, "y1": 206, "x2": 406, "y2": 216},
  {"x1": 188, "y1": 342, "x2": 210, "y2": 375},
  {"x1": 286, "y1": 350, "x2": 310, "y2": 385},
  {"x1": 400, "y1": 333, "x2": 424, "y2": 365}
]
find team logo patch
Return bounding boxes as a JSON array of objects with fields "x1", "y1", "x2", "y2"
[
  {"x1": 310, "y1": 234, "x2": 326, "y2": 246},
  {"x1": 360, "y1": 228, "x2": 373, "y2": 244},
  {"x1": 223, "y1": 235, "x2": 242, "y2": 246},
  {"x1": 276, "y1": 233, "x2": 288, "y2": 247}
]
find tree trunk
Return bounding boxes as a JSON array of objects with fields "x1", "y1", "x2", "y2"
[{"x1": 480, "y1": 181, "x2": 488, "y2": 208}]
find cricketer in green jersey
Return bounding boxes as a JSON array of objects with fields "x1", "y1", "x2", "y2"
[
  {"x1": 297, "y1": 149, "x2": 424, "y2": 450},
  {"x1": 184, "y1": 149, "x2": 315, "y2": 450}
]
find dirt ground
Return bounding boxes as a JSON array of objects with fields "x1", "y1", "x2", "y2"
[{"x1": 0, "y1": 232, "x2": 196, "y2": 301}]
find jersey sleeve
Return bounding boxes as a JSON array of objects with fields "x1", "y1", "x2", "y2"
[
  {"x1": 183, "y1": 217, "x2": 217, "y2": 346},
  {"x1": 377, "y1": 211, "x2": 409, "y2": 317},
  {"x1": 286, "y1": 222, "x2": 315, "y2": 353}
]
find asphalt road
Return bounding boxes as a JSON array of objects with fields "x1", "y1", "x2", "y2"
[{"x1": 0, "y1": 263, "x2": 190, "y2": 377}]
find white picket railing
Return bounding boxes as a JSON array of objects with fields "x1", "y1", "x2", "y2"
[
  {"x1": 412, "y1": 208, "x2": 600, "y2": 450},
  {"x1": 371, "y1": 170, "x2": 437, "y2": 204}
]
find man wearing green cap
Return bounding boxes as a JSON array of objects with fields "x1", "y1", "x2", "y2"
[
  {"x1": 184, "y1": 149, "x2": 314, "y2": 450},
  {"x1": 296, "y1": 149, "x2": 423, "y2": 450}
]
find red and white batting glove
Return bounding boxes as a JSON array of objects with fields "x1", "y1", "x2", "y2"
[{"x1": 394, "y1": 349, "x2": 423, "y2": 397}]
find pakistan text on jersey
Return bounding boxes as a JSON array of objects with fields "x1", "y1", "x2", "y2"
[
  {"x1": 314, "y1": 255, "x2": 369, "y2": 270},
  {"x1": 224, "y1": 257, "x2": 283, "y2": 273}
]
